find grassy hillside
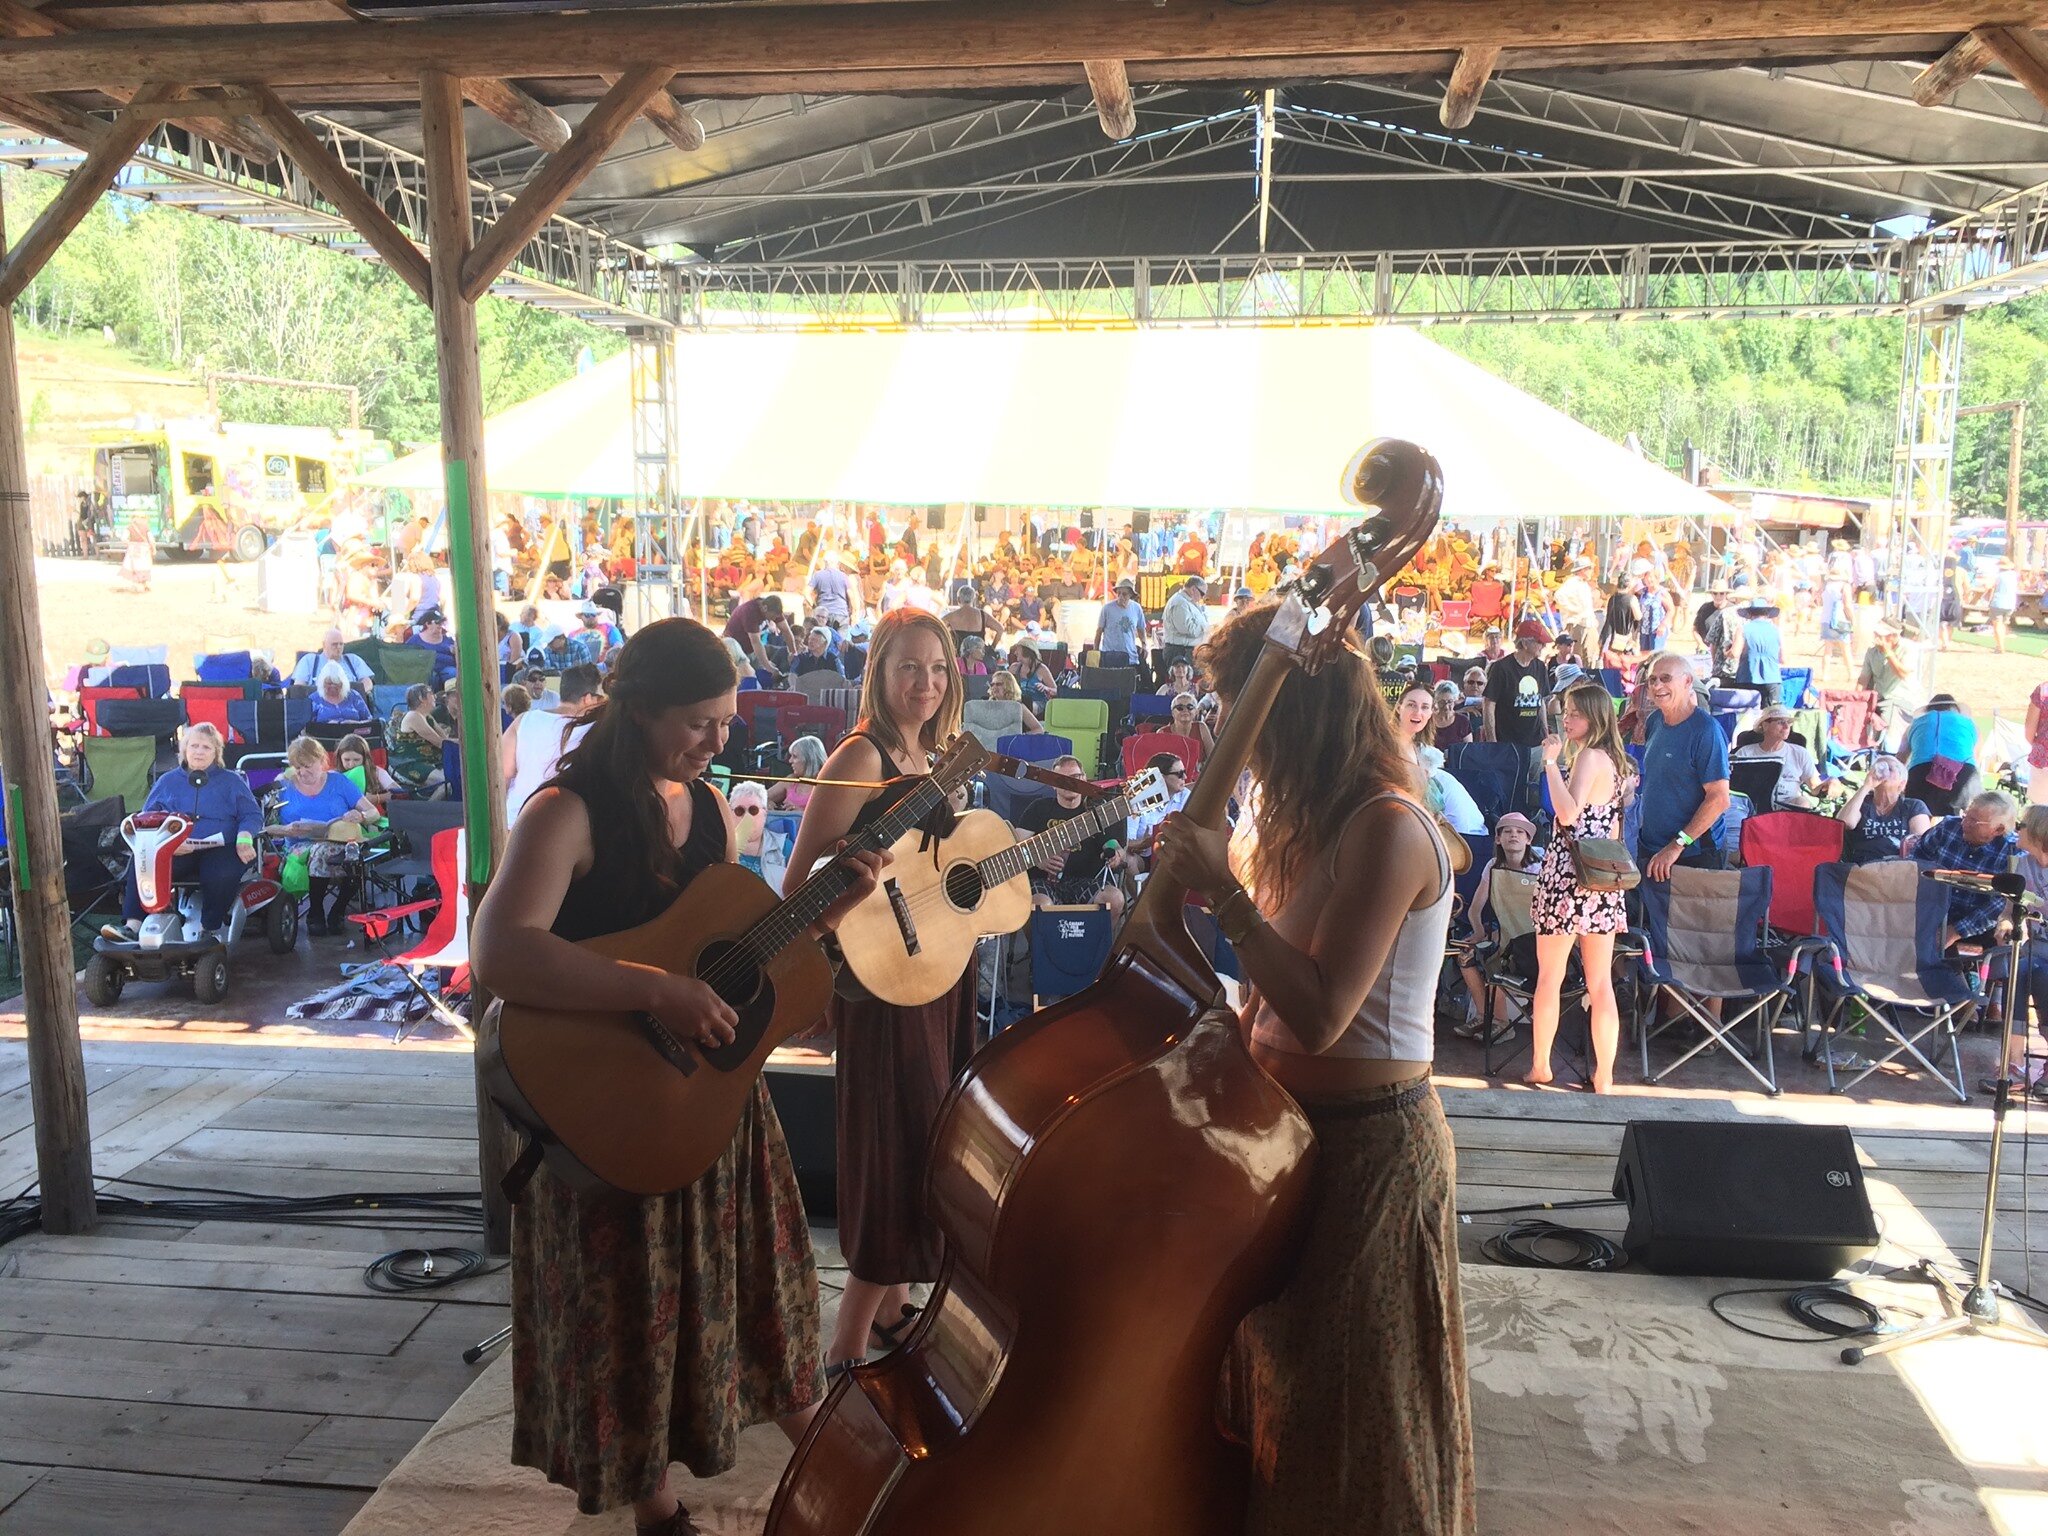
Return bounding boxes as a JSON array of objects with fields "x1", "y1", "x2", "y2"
[{"x1": 15, "y1": 330, "x2": 210, "y2": 476}]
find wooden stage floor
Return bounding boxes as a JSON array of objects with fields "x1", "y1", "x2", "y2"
[{"x1": 2, "y1": 1030, "x2": 2046, "y2": 1534}]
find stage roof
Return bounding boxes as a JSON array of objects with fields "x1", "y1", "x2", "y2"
[{"x1": 362, "y1": 326, "x2": 1735, "y2": 524}]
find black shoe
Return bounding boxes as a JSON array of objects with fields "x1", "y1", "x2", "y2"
[{"x1": 307, "y1": 916, "x2": 329, "y2": 938}]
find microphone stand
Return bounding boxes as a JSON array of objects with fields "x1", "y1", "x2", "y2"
[{"x1": 1844, "y1": 884, "x2": 2047, "y2": 1364}]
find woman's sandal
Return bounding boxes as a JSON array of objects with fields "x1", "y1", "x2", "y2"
[
  {"x1": 635, "y1": 1504, "x2": 701, "y2": 1536},
  {"x1": 869, "y1": 1303, "x2": 922, "y2": 1354}
]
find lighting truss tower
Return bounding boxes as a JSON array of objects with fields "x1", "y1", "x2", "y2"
[
  {"x1": 1886, "y1": 306, "x2": 1963, "y2": 685},
  {"x1": 628, "y1": 325, "x2": 687, "y2": 627}
]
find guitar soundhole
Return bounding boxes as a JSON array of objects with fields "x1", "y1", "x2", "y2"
[
  {"x1": 943, "y1": 862, "x2": 985, "y2": 911},
  {"x1": 694, "y1": 939, "x2": 775, "y2": 1073}
]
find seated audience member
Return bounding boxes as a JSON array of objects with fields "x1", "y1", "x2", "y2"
[
  {"x1": 1013, "y1": 754, "x2": 1125, "y2": 920},
  {"x1": 502, "y1": 663, "x2": 599, "y2": 823},
  {"x1": 1836, "y1": 754, "x2": 1930, "y2": 863},
  {"x1": 1007, "y1": 642, "x2": 1057, "y2": 711},
  {"x1": 290, "y1": 628, "x2": 373, "y2": 692},
  {"x1": 1168, "y1": 691, "x2": 1215, "y2": 756},
  {"x1": 501, "y1": 683, "x2": 533, "y2": 723},
  {"x1": 1421, "y1": 745, "x2": 1486, "y2": 836},
  {"x1": 1903, "y1": 693, "x2": 1979, "y2": 771},
  {"x1": 962, "y1": 668, "x2": 1042, "y2": 750},
  {"x1": 386, "y1": 683, "x2": 449, "y2": 796},
  {"x1": 568, "y1": 601, "x2": 620, "y2": 665},
  {"x1": 1453, "y1": 810, "x2": 1542, "y2": 1037},
  {"x1": 720, "y1": 637, "x2": 763, "y2": 692},
  {"x1": 1162, "y1": 658, "x2": 1198, "y2": 699},
  {"x1": 1732, "y1": 704, "x2": 1826, "y2": 809},
  {"x1": 334, "y1": 732, "x2": 396, "y2": 809},
  {"x1": 1432, "y1": 681, "x2": 1473, "y2": 749},
  {"x1": 308, "y1": 663, "x2": 373, "y2": 726},
  {"x1": 769, "y1": 735, "x2": 827, "y2": 812},
  {"x1": 729, "y1": 780, "x2": 770, "y2": 876},
  {"x1": 1122, "y1": 751, "x2": 1190, "y2": 870},
  {"x1": 1460, "y1": 665, "x2": 1488, "y2": 713},
  {"x1": 99, "y1": 723, "x2": 262, "y2": 946},
  {"x1": 791, "y1": 626, "x2": 844, "y2": 678},
  {"x1": 1637, "y1": 652, "x2": 1731, "y2": 876},
  {"x1": 274, "y1": 734, "x2": 382, "y2": 936},
  {"x1": 957, "y1": 635, "x2": 992, "y2": 677},
  {"x1": 406, "y1": 608, "x2": 458, "y2": 688},
  {"x1": 1906, "y1": 790, "x2": 2020, "y2": 946}
]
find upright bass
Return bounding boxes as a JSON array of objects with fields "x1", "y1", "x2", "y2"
[{"x1": 768, "y1": 440, "x2": 1444, "y2": 1536}]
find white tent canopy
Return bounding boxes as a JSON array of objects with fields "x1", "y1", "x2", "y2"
[{"x1": 363, "y1": 326, "x2": 1731, "y2": 525}]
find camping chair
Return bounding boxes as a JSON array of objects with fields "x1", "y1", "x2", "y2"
[
  {"x1": 195, "y1": 650, "x2": 258, "y2": 683},
  {"x1": 1820, "y1": 689, "x2": 1884, "y2": 753},
  {"x1": 1635, "y1": 865, "x2": 1793, "y2": 1094},
  {"x1": 106, "y1": 663, "x2": 173, "y2": 699},
  {"x1": 996, "y1": 732, "x2": 1071, "y2": 766},
  {"x1": 1726, "y1": 759, "x2": 1784, "y2": 818},
  {"x1": 361, "y1": 798, "x2": 464, "y2": 913},
  {"x1": 376, "y1": 643, "x2": 435, "y2": 687},
  {"x1": 1044, "y1": 697, "x2": 1110, "y2": 777},
  {"x1": 984, "y1": 734, "x2": 1070, "y2": 825},
  {"x1": 1444, "y1": 741, "x2": 1525, "y2": 825},
  {"x1": 1905, "y1": 757, "x2": 1978, "y2": 820},
  {"x1": 790, "y1": 670, "x2": 842, "y2": 705},
  {"x1": 774, "y1": 704, "x2": 847, "y2": 753},
  {"x1": 1128, "y1": 692, "x2": 1175, "y2": 725},
  {"x1": 180, "y1": 683, "x2": 246, "y2": 741},
  {"x1": 1029, "y1": 905, "x2": 1115, "y2": 1005},
  {"x1": 346, "y1": 827, "x2": 473, "y2": 1043},
  {"x1": 1471, "y1": 869, "x2": 1589, "y2": 1079},
  {"x1": 1078, "y1": 666, "x2": 1140, "y2": 718},
  {"x1": 1780, "y1": 666, "x2": 1813, "y2": 709},
  {"x1": 1121, "y1": 729, "x2": 1201, "y2": 780},
  {"x1": 77, "y1": 685, "x2": 144, "y2": 737},
  {"x1": 1740, "y1": 812, "x2": 1845, "y2": 942},
  {"x1": 1439, "y1": 599, "x2": 1472, "y2": 633},
  {"x1": 78, "y1": 735, "x2": 157, "y2": 815},
  {"x1": 1810, "y1": 860, "x2": 1977, "y2": 1102}
]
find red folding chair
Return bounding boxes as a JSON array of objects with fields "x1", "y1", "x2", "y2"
[
  {"x1": 1121, "y1": 729, "x2": 1202, "y2": 780},
  {"x1": 179, "y1": 683, "x2": 246, "y2": 742},
  {"x1": 776, "y1": 704, "x2": 848, "y2": 751},
  {"x1": 1819, "y1": 689, "x2": 1884, "y2": 752},
  {"x1": 344, "y1": 827, "x2": 472, "y2": 1043},
  {"x1": 1738, "y1": 810, "x2": 1845, "y2": 940},
  {"x1": 735, "y1": 690, "x2": 805, "y2": 734},
  {"x1": 78, "y1": 686, "x2": 144, "y2": 737}
]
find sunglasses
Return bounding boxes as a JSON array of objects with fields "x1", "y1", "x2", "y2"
[
  {"x1": 1164, "y1": 767, "x2": 1187, "y2": 778},
  {"x1": 734, "y1": 805, "x2": 762, "y2": 817}
]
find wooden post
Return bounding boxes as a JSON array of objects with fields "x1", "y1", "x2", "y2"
[
  {"x1": 1082, "y1": 59, "x2": 1135, "y2": 139},
  {"x1": 0, "y1": 195, "x2": 95, "y2": 1234},
  {"x1": 1979, "y1": 26, "x2": 2048, "y2": 113},
  {"x1": 1441, "y1": 43, "x2": 1501, "y2": 128},
  {"x1": 1911, "y1": 28, "x2": 1994, "y2": 105},
  {"x1": 422, "y1": 68, "x2": 517, "y2": 1253}
]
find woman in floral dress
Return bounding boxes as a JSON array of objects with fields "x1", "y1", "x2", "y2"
[
  {"x1": 1527, "y1": 680, "x2": 1634, "y2": 1093},
  {"x1": 470, "y1": 618, "x2": 882, "y2": 1535}
]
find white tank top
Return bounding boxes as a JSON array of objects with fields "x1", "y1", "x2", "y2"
[
  {"x1": 1249, "y1": 790, "x2": 1453, "y2": 1062},
  {"x1": 506, "y1": 709, "x2": 589, "y2": 823}
]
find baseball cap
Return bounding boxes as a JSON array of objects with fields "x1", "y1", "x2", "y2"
[
  {"x1": 577, "y1": 599, "x2": 599, "y2": 616},
  {"x1": 416, "y1": 607, "x2": 446, "y2": 626},
  {"x1": 1514, "y1": 619, "x2": 1552, "y2": 644},
  {"x1": 1186, "y1": 575, "x2": 1206, "y2": 590}
]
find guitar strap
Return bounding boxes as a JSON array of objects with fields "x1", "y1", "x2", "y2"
[{"x1": 501, "y1": 1136, "x2": 545, "y2": 1204}]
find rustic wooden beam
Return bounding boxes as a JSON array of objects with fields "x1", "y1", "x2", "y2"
[
  {"x1": 1911, "y1": 28, "x2": 1997, "y2": 103},
  {"x1": 253, "y1": 83, "x2": 430, "y2": 303},
  {"x1": 462, "y1": 75, "x2": 572, "y2": 154},
  {"x1": 1979, "y1": 24, "x2": 2048, "y2": 112},
  {"x1": 0, "y1": 85, "x2": 182, "y2": 307},
  {"x1": 1083, "y1": 58, "x2": 1136, "y2": 139},
  {"x1": 0, "y1": 196, "x2": 97, "y2": 1236},
  {"x1": 0, "y1": 1, "x2": 2025, "y2": 94},
  {"x1": 111, "y1": 92, "x2": 267, "y2": 122},
  {"x1": 605, "y1": 73, "x2": 704, "y2": 154},
  {"x1": 1440, "y1": 43, "x2": 1501, "y2": 128},
  {"x1": 0, "y1": 88, "x2": 109, "y2": 147},
  {"x1": 421, "y1": 66, "x2": 517, "y2": 1255},
  {"x1": 0, "y1": 0, "x2": 277, "y2": 160},
  {"x1": 460, "y1": 63, "x2": 675, "y2": 303}
]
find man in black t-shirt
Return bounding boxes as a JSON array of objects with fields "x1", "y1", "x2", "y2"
[
  {"x1": 1483, "y1": 621, "x2": 1552, "y2": 749},
  {"x1": 1012, "y1": 755, "x2": 1126, "y2": 919}
]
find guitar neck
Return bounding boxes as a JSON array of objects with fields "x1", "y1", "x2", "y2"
[
  {"x1": 741, "y1": 771, "x2": 960, "y2": 961},
  {"x1": 978, "y1": 795, "x2": 1131, "y2": 887}
]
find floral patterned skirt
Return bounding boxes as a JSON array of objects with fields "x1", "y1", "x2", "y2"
[
  {"x1": 1222, "y1": 1078, "x2": 1475, "y2": 1536},
  {"x1": 509, "y1": 1079, "x2": 821, "y2": 1515}
]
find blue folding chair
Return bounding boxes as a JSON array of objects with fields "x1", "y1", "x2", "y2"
[
  {"x1": 195, "y1": 650, "x2": 256, "y2": 683},
  {"x1": 1810, "y1": 860, "x2": 1977, "y2": 1102},
  {"x1": 1129, "y1": 692, "x2": 1175, "y2": 724},
  {"x1": 1636, "y1": 864, "x2": 1793, "y2": 1094},
  {"x1": 107, "y1": 663, "x2": 173, "y2": 698},
  {"x1": 1030, "y1": 905, "x2": 1114, "y2": 1004},
  {"x1": 1451, "y1": 832, "x2": 1493, "y2": 942},
  {"x1": 995, "y1": 732, "x2": 1072, "y2": 765},
  {"x1": 1445, "y1": 741, "x2": 1524, "y2": 826},
  {"x1": 1780, "y1": 667, "x2": 1813, "y2": 709}
]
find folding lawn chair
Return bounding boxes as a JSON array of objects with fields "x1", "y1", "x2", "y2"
[
  {"x1": 1739, "y1": 811, "x2": 1844, "y2": 942},
  {"x1": 1444, "y1": 741, "x2": 1525, "y2": 825},
  {"x1": 1810, "y1": 860, "x2": 1977, "y2": 1102},
  {"x1": 1029, "y1": 905, "x2": 1114, "y2": 1005},
  {"x1": 1121, "y1": 729, "x2": 1201, "y2": 780},
  {"x1": 1635, "y1": 865, "x2": 1794, "y2": 1094},
  {"x1": 1726, "y1": 759, "x2": 1783, "y2": 817},
  {"x1": 361, "y1": 798, "x2": 464, "y2": 908},
  {"x1": 78, "y1": 735, "x2": 158, "y2": 816},
  {"x1": 1044, "y1": 697, "x2": 1110, "y2": 778},
  {"x1": 345, "y1": 827, "x2": 473, "y2": 1043}
]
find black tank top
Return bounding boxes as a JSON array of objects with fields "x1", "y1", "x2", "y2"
[
  {"x1": 843, "y1": 726, "x2": 934, "y2": 839},
  {"x1": 550, "y1": 777, "x2": 725, "y2": 943}
]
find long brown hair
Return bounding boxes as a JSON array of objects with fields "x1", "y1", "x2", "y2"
[
  {"x1": 547, "y1": 618, "x2": 737, "y2": 920},
  {"x1": 1197, "y1": 605, "x2": 1411, "y2": 908},
  {"x1": 856, "y1": 609, "x2": 964, "y2": 764},
  {"x1": 1561, "y1": 679, "x2": 1636, "y2": 799}
]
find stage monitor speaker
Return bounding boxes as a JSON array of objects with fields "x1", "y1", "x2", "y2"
[
  {"x1": 763, "y1": 1058, "x2": 835, "y2": 1219},
  {"x1": 924, "y1": 506, "x2": 946, "y2": 531},
  {"x1": 1079, "y1": 509, "x2": 1096, "y2": 530},
  {"x1": 1612, "y1": 1120, "x2": 1876, "y2": 1279},
  {"x1": 1132, "y1": 510, "x2": 1151, "y2": 534},
  {"x1": 973, "y1": 504, "x2": 988, "y2": 523}
]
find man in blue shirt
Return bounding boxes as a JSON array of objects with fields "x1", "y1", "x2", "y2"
[
  {"x1": 1910, "y1": 792, "x2": 2020, "y2": 944},
  {"x1": 406, "y1": 608, "x2": 458, "y2": 688},
  {"x1": 1094, "y1": 578, "x2": 1148, "y2": 670},
  {"x1": 1638, "y1": 653, "x2": 1731, "y2": 878}
]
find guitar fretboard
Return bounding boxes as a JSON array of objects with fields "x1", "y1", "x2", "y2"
[
  {"x1": 738, "y1": 771, "x2": 960, "y2": 962},
  {"x1": 977, "y1": 796, "x2": 1132, "y2": 887}
]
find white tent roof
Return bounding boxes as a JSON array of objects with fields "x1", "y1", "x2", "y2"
[{"x1": 364, "y1": 326, "x2": 1730, "y2": 525}]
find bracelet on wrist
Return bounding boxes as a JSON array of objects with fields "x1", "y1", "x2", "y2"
[{"x1": 1674, "y1": 831, "x2": 1694, "y2": 849}]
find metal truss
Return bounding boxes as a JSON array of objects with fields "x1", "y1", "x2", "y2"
[
  {"x1": 716, "y1": 104, "x2": 1255, "y2": 264},
  {"x1": 1904, "y1": 178, "x2": 2048, "y2": 311},
  {"x1": 1886, "y1": 308, "x2": 1963, "y2": 677},
  {"x1": 628, "y1": 323, "x2": 693, "y2": 625},
  {"x1": 0, "y1": 112, "x2": 669, "y2": 328},
  {"x1": 668, "y1": 241, "x2": 1911, "y2": 328},
  {"x1": 1331, "y1": 75, "x2": 2014, "y2": 221}
]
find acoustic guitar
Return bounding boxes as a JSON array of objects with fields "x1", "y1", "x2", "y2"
[
  {"x1": 480, "y1": 734, "x2": 988, "y2": 1196},
  {"x1": 831, "y1": 768, "x2": 1170, "y2": 1006}
]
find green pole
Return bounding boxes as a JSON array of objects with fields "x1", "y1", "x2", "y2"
[{"x1": 443, "y1": 461, "x2": 498, "y2": 887}]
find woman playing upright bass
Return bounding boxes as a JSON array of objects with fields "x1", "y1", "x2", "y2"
[{"x1": 1152, "y1": 602, "x2": 1477, "y2": 1536}]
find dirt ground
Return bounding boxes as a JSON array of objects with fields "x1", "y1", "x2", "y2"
[{"x1": 28, "y1": 554, "x2": 2047, "y2": 729}]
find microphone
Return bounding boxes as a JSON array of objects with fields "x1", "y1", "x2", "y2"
[{"x1": 1925, "y1": 868, "x2": 2028, "y2": 898}]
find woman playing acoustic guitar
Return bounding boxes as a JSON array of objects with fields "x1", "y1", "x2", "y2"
[
  {"x1": 784, "y1": 608, "x2": 975, "y2": 1379},
  {"x1": 1151, "y1": 605, "x2": 1476, "y2": 1536},
  {"x1": 472, "y1": 619, "x2": 884, "y2": 1536}
]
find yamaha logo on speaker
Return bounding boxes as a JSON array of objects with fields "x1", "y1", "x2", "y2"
[{"x1": 1826, "y1": 1170, "x2": 1851, "y2": 1188}]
